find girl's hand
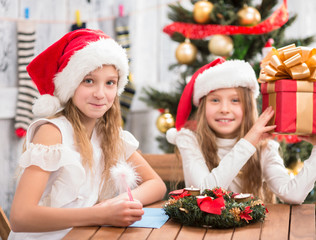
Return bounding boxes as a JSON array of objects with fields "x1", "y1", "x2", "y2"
[
  {"x1": 298, "y1": 135, "x2": 316, "y2": 146},
  {"x1": 244, "y1": 106, "x2": 276, "y2": 146},
  {"x1": 94, "y1": 198, "x2": 144, "y2": 227}
]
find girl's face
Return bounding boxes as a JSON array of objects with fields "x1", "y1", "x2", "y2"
[
  {"x1": 205, "y1": 88, "x2": 243, "y2": 139},
  {"x1": 72, "y1": 65, "x2": 118, "y2": 122}
]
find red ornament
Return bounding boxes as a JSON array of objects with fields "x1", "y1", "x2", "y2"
[
  {"x1": 274, "y1": 134, "x2": 301, "y2": 144},
  {"x1": 264, "y1": 38, "x2": 274, "y2": 48},
  {"x1": 158, "y1": 108, "x2": 165, "y2": 113}
]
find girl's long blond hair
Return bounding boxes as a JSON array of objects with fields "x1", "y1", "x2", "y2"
[
  {"x1": 195, "y1": 87, "x2": 269, "y2": 200},
  {"x1": 55, "y1": 96, "x2": 123, "y2": 199}
]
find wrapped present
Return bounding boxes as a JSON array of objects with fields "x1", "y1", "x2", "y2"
[{"x1": 259, "y1": 44, "x2": 316, "y2": 134}]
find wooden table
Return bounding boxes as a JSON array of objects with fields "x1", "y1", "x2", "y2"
[{"x1": 63, "y1": 202, "x2": 315, "y2": 240}]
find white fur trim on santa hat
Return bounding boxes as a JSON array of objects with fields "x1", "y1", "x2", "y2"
[
  {"x1": 32, "y1": 94, "x2": 62, "y2": 117},
  {"x1": 54, "y1": 38, "x2": 129, "y2": 105},
  {"x1": 193, "y1": 60, "x2": 259, "y2": 106}
]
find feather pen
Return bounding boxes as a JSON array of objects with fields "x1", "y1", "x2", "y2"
[{"x1": 110, "y1": 161, "x2": 141, "y2": 201}]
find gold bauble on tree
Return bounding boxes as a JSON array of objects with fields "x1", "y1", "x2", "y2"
[
  {"x1": 175, "y1": 38, "x2": 197, "y2": 64},
  {"x1": 156, "y1": 109, "x2": 175, "y2": 133},
  {"x1": 291, "y1": 159, "x2": 304, "y2": 175},
  {"x1": 286, "y1": 159, "x2": 304, "y2": 177},
  {"x1": 237, "y1": 5, "x2": 261, "y2": 26},
  {"x1": 193, "y1": 0, "x2": 214, "y2": 24},
  {"x1": 208, "y1": 34, "x2": 234, "y2": 57}
]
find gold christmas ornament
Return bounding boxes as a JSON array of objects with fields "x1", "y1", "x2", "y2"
[
  {"x1": 193, "y1": 0, "x2": 214, "y2": 24},
  {"x1": 237, "y1": 5, "x2": 261, "y2": 26},
  {"x1": 291, "y1": 159, "x2": 304, "y2": 175},
  {"x1": 175, "y1": 38, "x2": 197, "y2": 64},
  {"x1": 208, "y1": 34, "x2": 234, "y2": 57},
  {"x1": 156, "y1": 110, "x2": 175, "y2": 133},
  {"x1": 286, "y1": 167, "x2": 294, "y2": 176},
  {"x1": 287, "y1": 159, "x2": 304, "y2": 176}
]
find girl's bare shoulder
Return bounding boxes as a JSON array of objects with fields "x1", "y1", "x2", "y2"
[{"x1": 32, "y1": 122, "x2": 62, "y2": 146}]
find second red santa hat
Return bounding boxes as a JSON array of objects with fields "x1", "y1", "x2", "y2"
[{"x1": 176, "y1": 57, "x2": 259, "y2": 130}]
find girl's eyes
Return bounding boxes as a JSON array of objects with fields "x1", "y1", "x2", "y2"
[
  {"x1": 82, "y1": 78, "x2": 118, "y2": 86},
  {"x1": 83, "y1": 78, "x2": 93, "y2": 84},
  {"x1": 106, "y1": 80, "x2": 117, "y2": 86},
  {"x1": 208, "y1": 98, "x2": 240, "y2": 103}
]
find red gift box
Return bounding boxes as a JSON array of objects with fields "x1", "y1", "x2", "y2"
[{"x1": 261, "y1": 79, "x2": 316, "y2": 134}]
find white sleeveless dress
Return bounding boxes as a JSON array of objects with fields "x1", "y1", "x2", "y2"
[{"x1": 8, "y1": 116, "x2": 139, "y2": 240}]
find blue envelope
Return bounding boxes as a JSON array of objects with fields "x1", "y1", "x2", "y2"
[{"x1": 129, "y1": 208, "x2": 169, "y2": 229}]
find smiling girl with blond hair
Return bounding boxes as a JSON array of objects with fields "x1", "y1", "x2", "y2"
[
  {"x1": 9, "y1": 29, "x2": 166, "y2": 240},
  {"x1": 167, "y1": 57, "x2": 316, "y2": 204}
]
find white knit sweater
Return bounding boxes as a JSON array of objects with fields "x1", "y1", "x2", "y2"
[{"x1": 167, "y1": 128, "x2": 316, "y2": 204}]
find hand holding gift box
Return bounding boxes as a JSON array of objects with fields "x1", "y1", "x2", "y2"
[{"x1": 259, "y1": 44, "x2": 316, "y2": 134}]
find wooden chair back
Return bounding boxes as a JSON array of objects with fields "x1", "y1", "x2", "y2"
[
  {"x1": 141, "y1": 153, "x2": 184, "y2": 182},
  {"x1": 0, "y1": 207, "x2": 11, "y2": 240}
]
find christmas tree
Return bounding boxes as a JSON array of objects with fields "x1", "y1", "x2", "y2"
[{"x1": 140, "y1": 0, "x2": 316, "y2": 202}]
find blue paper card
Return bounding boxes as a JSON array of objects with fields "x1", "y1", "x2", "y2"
[{"x1": 129, "y1": 208, "x2": 169, "y2": 228}]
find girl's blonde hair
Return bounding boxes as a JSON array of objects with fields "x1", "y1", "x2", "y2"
[
  {"x1": 195, "y1": 87, "x2": 270, "y2": 200},
  {"x1": 56, "y1": 95, "x2": 123, "y2": 199}
]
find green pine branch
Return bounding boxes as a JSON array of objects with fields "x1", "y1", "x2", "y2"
[
  {"x1": 139, "y1": 87, "x2": 181, "y2": 117},
  {"x1": 257, "y1": 0, "x2": 278, "y2": 19},
  {"x1": 168, "y1": 3, "x2": 194, "y2": 23}
]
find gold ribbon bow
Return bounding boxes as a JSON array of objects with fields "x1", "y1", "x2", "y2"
[{"x1": 259, "y1": 44, "x2": 316, "y2": 83}]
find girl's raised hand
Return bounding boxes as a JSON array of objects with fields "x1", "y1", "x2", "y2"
[
  {"x1": 93, "y1": 198, "x2": 144, "y2": 227},
  {"x1": 244, "y1": 106, "x2": 276, "y2": 146}
]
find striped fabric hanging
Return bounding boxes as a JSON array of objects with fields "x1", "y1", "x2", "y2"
[
  {"x1": 115, "y1": 10, "x2": 136, "y2": 125},
  {"x1": 14, "y1": 21, "x2": 38, "y2": 138}
]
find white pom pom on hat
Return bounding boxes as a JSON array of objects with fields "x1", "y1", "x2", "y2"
[
  {"x1": 32, "y1": 94, "x2": 62, "y2": 117},
  {"x1": 27, "y1": 29, "x2": 129, "y2": 117},
  {"x1": 175, "y1": 57, "x2": 259, "y2": 130}
]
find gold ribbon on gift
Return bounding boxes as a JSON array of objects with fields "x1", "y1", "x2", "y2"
[
  {"x1": 266, "y1": 81, "x2": 314, "y2": 134},
  {"x1": 259, "y1": 44, "x2": 316, "y2": 83}
]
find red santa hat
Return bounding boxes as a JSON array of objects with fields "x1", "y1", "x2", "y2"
[
  {"x1": 176, "y1": 57, "x2": 259, "y2": 130},
  {"x1": 27, "y1": 28, "x2": 129, "y2": 117}
]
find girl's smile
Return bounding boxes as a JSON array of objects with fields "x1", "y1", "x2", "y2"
[
  {"x1": 205, "y1": 88, "x2": 243, "y2": 139},
  {"x1": 72, "y1": 65, "x2": 118, "y2": 123},
  {"x1": 215, "y1": 118, "x2": 235, "y2": 123}
]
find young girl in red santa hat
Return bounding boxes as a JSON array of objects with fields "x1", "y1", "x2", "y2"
[
  {"x1": 167, "y1": 57, "x2": 316, "y2": 204},
  {"x1": 9, "y1": 29, "x2": 166, "y2": 239}
]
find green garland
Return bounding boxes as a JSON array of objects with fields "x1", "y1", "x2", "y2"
[{"x1": 163, "y1": 188, "x2": 267, "y2": 228}]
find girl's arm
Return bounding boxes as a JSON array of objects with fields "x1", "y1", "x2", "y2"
[
  {"x1": 11, "y1": 166, "x2": 143, "y2": 231},
  {"x1": 125, "y1": 151, "x2": 167, "y2": 206},
  {"x1": 167, "y1": 107, "x2": 276, "y2": 190},
  {"x1": 169, "y1": 128, "x2": 256, "y2": 190},
  {"x1": 262, "y1": 140, "x2": 316, "y2": 204},
  {"x1": 10, "y1": 124, "x2": 144, "y2": 232}
]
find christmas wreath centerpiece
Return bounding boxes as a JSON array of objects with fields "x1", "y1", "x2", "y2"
[{"x1": 163, "y1": 187, "x2": 267, "y2": 228}]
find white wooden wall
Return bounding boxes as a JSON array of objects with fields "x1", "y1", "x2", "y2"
[{"x1": 0, "y1": 0, "x2": 315, "y2": 217}]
